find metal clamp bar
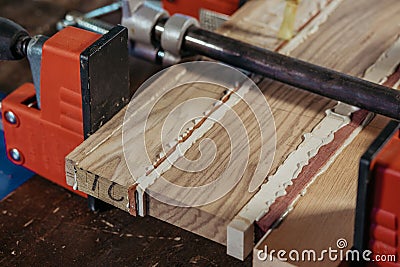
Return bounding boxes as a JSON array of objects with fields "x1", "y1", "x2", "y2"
[
  {"x1": 181, "y1": 27, "x2": 400, "y2": 120},
  {"x1": 56, "y1": 6, "x2": 400, "y2": 120}
]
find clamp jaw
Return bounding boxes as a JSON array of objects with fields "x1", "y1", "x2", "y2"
[
  {"x1": 0, "y1": 17, "x2": 130, "y2": 195},
  {"x1": 354, "y1": 121, "x2": 400, "y2": 265},
  {"x1": 121, "y1": 0, "x2": 199, "y2": 65}
]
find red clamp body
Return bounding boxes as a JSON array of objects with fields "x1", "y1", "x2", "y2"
[
  {"x1": 162, "y1": 0, "x2": 242, "y2": 19},
  {"x1": 2, "y1": 27, "x2": 101, "y2": 196},
  {"x1": 355, "y1": 121, "x2": 400, "y2": 266}
]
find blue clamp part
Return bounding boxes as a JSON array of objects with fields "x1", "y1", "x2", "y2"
[{"x1": 0, "y1": 92, "x2": 34, "y2": 200}]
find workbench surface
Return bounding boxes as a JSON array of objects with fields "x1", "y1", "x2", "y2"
[{"x1": 0, "y1": 1, "x2": 250, "y2": 266}]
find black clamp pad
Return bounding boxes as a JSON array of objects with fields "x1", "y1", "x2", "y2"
[
  {"x1": 353, "y1": 120, "x2": 400, "y2": 255},
  {"x1": 80, "y1": 25, "x2": 130, "y2": 139}
]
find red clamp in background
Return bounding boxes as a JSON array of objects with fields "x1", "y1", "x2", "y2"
[
  {"x1": 162, "y1": 0, "x2": 244, "y2": 19},
  {"x1": 354, "y1": 120, "x2": 400, "y2": 266}
]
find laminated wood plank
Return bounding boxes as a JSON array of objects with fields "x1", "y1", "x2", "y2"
[
  {"x1": 228, "y1": 0, "x2": 400, "y2": 259},
  {"x1": 67, "y1": 0, "x2": 333, "y2": 229},
  {"x1": 252, "y1": 117, "x2": 389, "y2": 267},
  {"x1": 252, "y1": 39, "x2": 400, "y2": 266},
  {"x1": 66, "y1": 0, "x2": 400, "y2": 260}
]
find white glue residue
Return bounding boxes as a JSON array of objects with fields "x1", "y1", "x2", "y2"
[
  {"x1": 229, "y1": 36, "x2": 400, "y2": 232},
  {"x1": 134, "y1": 84, "x2": 251, "y2": 216}
]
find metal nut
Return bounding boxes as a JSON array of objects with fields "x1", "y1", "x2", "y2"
[
  {"x1": 122, "y1": 3, "x2": 169, "y2": 45},
  {"x1": 9, "y1": 148, "x2": 22, "y2": 162},
  {"x1": 161, "y1": 14, "x2": 199, "y2": 56},
  {"x1": 4, "y1": 111, "x2": 17, "y2": 125}
]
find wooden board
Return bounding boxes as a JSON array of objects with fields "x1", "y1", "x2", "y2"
[
  {"x1": 67, "y1": 0, "x2": 335, "y2": 240},
  {"x1": 227, "y1": 0, "x2": 400, "y2": 259},
  {"x1": 253, "y1": 116, "x2": 390, "y2": 267},
  {"x1": 66, "y1": 0, "x2": 400, "y2": 260},
  {"x1": 252, "y1": 37, "x2": 400, "y2": 266}
]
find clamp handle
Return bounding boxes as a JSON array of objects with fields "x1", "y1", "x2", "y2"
[{"x1": 0, "y1": 17, "x2": 30, "y2": 60}]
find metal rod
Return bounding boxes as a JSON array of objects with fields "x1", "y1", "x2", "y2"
[
  {"x1": 84, "y1": 2, "x2": 122, "y2": 19},
  {"x1": 58, "y1": 12, "x2": 400, "y2": 120},
  {"x1": 68, "y1": 12, "x2": 114, "y2": 34},
  {"x1": 184, "y1": 27, "x2": 400, "y2": 120},
  {"x1": 156, "y1": 23, "x2": 400, "y2": 120}
]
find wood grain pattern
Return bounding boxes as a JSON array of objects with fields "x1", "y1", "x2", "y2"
[
  {"x1": 257, "y1": 109, "x2": 371, "y2": 230},
  {"x1": 253, "y1": 42, "x2": 400, "y2": 266},
  {"x1": 66, "y1": 0, "x2": 400, "y2": 259},
  {"x1": 257, "y1": 51, "x2": 400, "y2": 233},
  {"x1": 218, "y1": 0, "x2": 336, "y2": 50},
  {"x1": 67, "y1": 0, "x2": 332, "y2": 240},
  {"x1": 228, "y1": 0, "x2": 400, "y2": 260},
  {"x1": 253, "y1": 116, "x2": 390, "y2": 267}
]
